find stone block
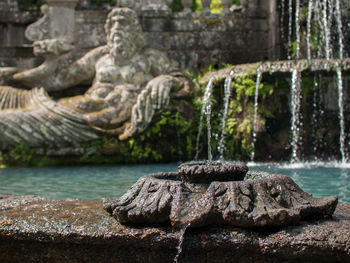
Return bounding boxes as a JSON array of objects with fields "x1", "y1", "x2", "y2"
[
  {"x1": 0, "y1": 196, "x2": 349, "y2": 262},
  {"x1": 143, "y1": 32, "x2": 171, "y2": 51},
  {"x1": 142, "y1": 18, "x2": 175, "y2": 32},
  {"x1": 169, "y1": 32, "x2": 200, "y2": 50}
]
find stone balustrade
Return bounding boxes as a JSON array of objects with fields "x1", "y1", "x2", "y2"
[{"x1": 84, "y1": 0, "x2": 249, "y2": 14}]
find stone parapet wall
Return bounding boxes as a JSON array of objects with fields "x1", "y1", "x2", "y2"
[{"x1": 0, "y1": 4, "x2": 279, "y2": 72}]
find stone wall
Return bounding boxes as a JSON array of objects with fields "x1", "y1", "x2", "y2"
[{"x1": 0, "y1": 2, "x2": 280, "y2": 72}]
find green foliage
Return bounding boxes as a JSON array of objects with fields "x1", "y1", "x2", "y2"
[
  {"x1": 232, "y1": 0, "x2": 240, "y2": 5},
  {"x1": 170, "y1": 0, "x2": 183, "y2": 12},
  {"x1": 18, "y1": 0, "x2": 42, "y2": 10},
  {"x1": 6, "y1": 145, "x2": 36, "y2": 166}
]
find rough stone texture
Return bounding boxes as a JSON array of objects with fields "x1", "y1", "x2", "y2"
[
  {"x1": 178, "y1": 161, "x2": 248, "y2": 183},
  {"x1": 0, "y1": 195, "x2": 349, "y2": 263},
  {"x1": 0, "y1": 4, "x2": 278, "y2": 72},
  {"x1": 200, "y1": 58, "x2": 350, "y2": 84},
  {"x1": 103, "y1": 171, "x2": 338, "y2": 228}
]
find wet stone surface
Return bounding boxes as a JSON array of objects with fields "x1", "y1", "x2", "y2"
[
  {"x1": 0, "y1": 195, "x2": 349, "y2": 262},
  {"x1": 104, "y1": 170, "x2": 338, "y2": 228},
  {"x1": 178, "y1": 161, "x2": 248, "y2": 183}
]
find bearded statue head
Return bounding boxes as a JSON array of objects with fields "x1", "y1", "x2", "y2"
[{"x1": 104, "y1": 8, "x2": 146, "y2": 66}]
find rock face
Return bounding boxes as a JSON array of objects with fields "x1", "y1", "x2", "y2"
[
  {"x1": 103, "y1": 163, "x2": 338, "y2": 228},
  {"x1": 0, "y1": 195, "x2": 349, "y2": 263}
]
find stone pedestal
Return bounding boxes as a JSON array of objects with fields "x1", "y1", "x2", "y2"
[
  {"x1": 0, "y1": 195, "x2": 349, "y2": 263},
  {"x1": 46, "y1": 0, "x2": 80, "y2": 43}
]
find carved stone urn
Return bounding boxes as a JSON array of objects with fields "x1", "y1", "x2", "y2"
[{"x1": 103, "y1": 161, "x2": 338, "y2": 228}]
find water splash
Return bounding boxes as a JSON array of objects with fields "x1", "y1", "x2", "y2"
[
  {"x1": 195, "y1": 78, "x2": 214, "y2": 161},
  {"x1": 173, "y1": 223, "x2": 191, "y2": 263},
  {"x1": 251, "y1": 66, "x2": 263, "y2": 161},
  {"x1": 218, "y1": 71, "x2": 234, "y2": 161},
  {"x1": 290, "y1": 68, "x2": 302, "y2": 163},
  {"x1": 336, "y1": 66, "x2": 347, "y2": 163}
]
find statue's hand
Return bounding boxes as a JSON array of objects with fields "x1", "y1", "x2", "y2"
[
  {"x1": 118, "y1": 75, "x2": 177, "y2": 140},
  {"x1": 33, "y1": 39, "x2": 74, "y2": 57},
  {"x1": 0, "y1": 67, "x2": 18, "y2": 85}
]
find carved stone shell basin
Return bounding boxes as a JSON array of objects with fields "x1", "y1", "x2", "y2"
[{"x1": 103, "y1": 162, "x2": 338, "y2": 228}]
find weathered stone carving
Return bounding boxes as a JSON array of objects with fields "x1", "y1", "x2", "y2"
[
  {"x1": 13, "y1": 0, "x2": 78, "y2": 86},
  {"x1": 0, "y1": 7, "x2": 192, "y2": 149},
  {"x1": 103, "y1": 162, "x2": 338, "y2": 228}
]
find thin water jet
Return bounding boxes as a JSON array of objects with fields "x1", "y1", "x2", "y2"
[
  {"x1": 290, "y1": 68, "x2": 302, "y2": 163},
  {"x1": 295, "y1": 0, "x2": 300, "y2": 60},
  {"x1": 218, "y1": 71, "x2": 234, "y2": 161},
  {"x1": 336, "y1": 66, "x2": 347, "y2": 163},
  {"x1": 306, "y1": 0, "x2": 313, "y2": 60},
  {"x1": 250, "y1": 65, "x2": 263, "y2": 161},
  {"x1": 322, "y1": 0, "x2": 331, "y2": 59},
  {"x1": 335, "y1": 0, "x2": 344, "y2": 59},
  {"x1": 195, "y1": 78, "x2": 214, "y2": 161},
  {"x1": 173, "y1": 223, "x2": 191, "y2": 263},
  {"x1": 287, "y1": 0, "x2": 293, "y2": 60}
]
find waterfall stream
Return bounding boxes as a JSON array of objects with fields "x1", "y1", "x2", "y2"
[
  {"x1": 279, "y1": 0, "x2": 348, "y2": 162},
  {"x1": 336, "y1": 67, "x2": 347, "y2": 163},
  {"x1": 295, "y1": 0, "x2": 300, "y2": 60},
  {"x1": 173, "y1": 223, "x2": 191, "y2": 263},
  {"x1": 195, "y1": 78, "x2": 214, "y2": 161},
  {"x1": 335, "y1": 0, "x2": 344, "y2": 59},
  {"x1": 290, "y1": 68, "x2": 302, "y2": 163},
  {"x1": 306, "y1": 0, "x2": 313, "y2": 60},
  {"x1": 218, "y1": 71, "x2": 234, "y2": 161},
  {"x1": 251, "y1": 66, "x2": 263, "y2": 161}
]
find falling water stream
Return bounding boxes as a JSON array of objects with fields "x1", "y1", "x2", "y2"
[
  {"x1": 335, "y1": 0, "x2": 344, "y2": 59},
  {"x1": 195, "y1": 78, "x2": 214, "y2": 161},
  {"x1": 322, "y1": 0, "x2": 331, "y2": 59},
  {"x1": 251, "y1": 66, "x2": 263, "y2": 161},
  {"x1": 290, "y1": 68, "x2": 302, "y2": 163},
  {"x1": 287, "y1": 0, "x2": 293, "y2": 60},
  {"x1": 295, "y1": 0, "x2": 300, "y2": 59},
  {"x1": 173, "y1": 223, "x2": 191, "y2": 263},
  {"x1": 336, "y1": 67, "x2": 347, "y2": 163},
  {"x1": 279, "y1": 0, "x2": 348, "y2": 162},
  {"x1": 306, "y1": 0, "x2": 313, "y2": 60},
  {"x1": 218, "y1": 71, "x2": 234, "y2": 160}
]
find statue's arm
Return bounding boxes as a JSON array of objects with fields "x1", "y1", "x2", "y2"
[{"x1": 40, "y1": 45, "x2": 108, "y2": 91}]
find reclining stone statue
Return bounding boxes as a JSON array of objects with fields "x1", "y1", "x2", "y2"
[{"x1": 0, "y1": 7, "x2": 192, "y2": 150}]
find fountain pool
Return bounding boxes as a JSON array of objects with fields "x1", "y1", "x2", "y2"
[{"x1": 0, "y1": 162, "x2": 349, "y2": 203}]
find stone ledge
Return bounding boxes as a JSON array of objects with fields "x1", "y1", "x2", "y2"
[{"x1": 0, "y1": 195, "x2": 349, "y2": 262}]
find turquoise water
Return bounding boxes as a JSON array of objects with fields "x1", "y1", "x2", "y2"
[{"x1": 0, "y1": 162, "x2": 349, "y2": 203}]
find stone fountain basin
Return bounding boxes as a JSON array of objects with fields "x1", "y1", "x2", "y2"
[
  {"x1": 0, "y1": 195, "x2": 349, "y2": 263},
  {"x1": 104, "y1": 170, "x2": 338, "y2": 228}
]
